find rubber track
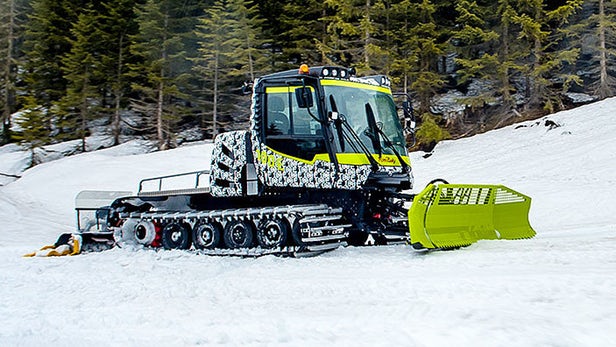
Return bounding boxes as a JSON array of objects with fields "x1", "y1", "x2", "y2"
[{"x1": 119, "y1": 203, "x2": 350, "y2": 257}]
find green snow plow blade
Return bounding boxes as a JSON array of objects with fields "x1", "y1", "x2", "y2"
[{"x1": 408, "y1": 184, "x2": 536, "y2": 250}]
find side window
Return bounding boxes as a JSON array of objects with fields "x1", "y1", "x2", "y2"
[
  {"x1": 290, "y1": 90, "x2": 320, "y2": 135},
  {"x1": 264, "y1": 86, "x2": 326, "y2": 161},
  {"x1": 266, "y1": 93, "x2": 289, "y2": 135}
]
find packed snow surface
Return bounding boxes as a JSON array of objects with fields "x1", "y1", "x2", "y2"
[{"x1": 1, "y1": 99, "x2": 615, "y2": 346}]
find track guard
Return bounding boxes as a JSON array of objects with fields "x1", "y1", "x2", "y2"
[{"x1": 409, "y1": 184, "x2": 536, "y2": 249}]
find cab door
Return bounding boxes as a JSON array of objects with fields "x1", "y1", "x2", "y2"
[{"x1": 254, "y1": 84, "x2": 337, "y2": 189}]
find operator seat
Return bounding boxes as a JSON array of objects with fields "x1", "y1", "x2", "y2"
[{"x1": 267, "y1": 96, "x2": 289, "y2": 135}]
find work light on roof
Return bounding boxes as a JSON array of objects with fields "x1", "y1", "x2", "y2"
[
  {"x1": 377, "y1": 76, "x2": 391, "y2": 87},
  {"x1": 299, "y1": 64, "x2": 310, "y2": 74}
]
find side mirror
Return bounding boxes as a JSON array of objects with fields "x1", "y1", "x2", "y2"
[
  {"x1": 295, "y1": 87, "x2": 314, "y2": 108},
  {"x1": 402, "y1": 100, "x2": 410, "y2": 113},
  {"x1": 398, "y1": 99, "x2": 415, "y2": 135}
]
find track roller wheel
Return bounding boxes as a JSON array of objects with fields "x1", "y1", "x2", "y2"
[
  {"x1": 161, "y1": 222, "x2": 192, "y2": 250},
  {"x1": 134, "y1": 220, "x2": 157, "y2": 246},
  {"x1": 257, "y1": 218, "x2": 288, "y2": 248},
  {"x1": 192, "y1": 222, "x2": 222, "y2": 250},
  {"x1": 223, "y1": 220, "x2": 255, "y2": 249}
]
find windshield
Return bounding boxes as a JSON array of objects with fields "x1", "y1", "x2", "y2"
[{"x1": 322, "y1": 80, "x2": 406, "y2": 155}]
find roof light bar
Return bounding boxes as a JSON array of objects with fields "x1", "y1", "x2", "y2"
[{"x1": 298, "y1": 66, "x2": 355, "y2": 80}]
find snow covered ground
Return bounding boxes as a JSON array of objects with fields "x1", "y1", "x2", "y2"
[{"x1": 1, "y1": 99, "x2": 615, "y2": 346}]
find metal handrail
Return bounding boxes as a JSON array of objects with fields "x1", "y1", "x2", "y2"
[{"x1": 138, "y1": 170, "x2": 210, "y2": 194}]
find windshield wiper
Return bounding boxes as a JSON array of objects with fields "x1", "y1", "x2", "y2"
[
  {"x1": 329, "y1": 95, "x2": 380, "y2": 172},
  {"x1": 364, "y1": 102, "x2": 382, "y2": 156},
  {"x1": 365, "y1": 103, "x2": 410, "y2": 171},
  {"x1": 340, "y1": 119, "x2": 380, "y2": 172}
]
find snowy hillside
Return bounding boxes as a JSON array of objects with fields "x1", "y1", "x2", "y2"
[{"x1": 1, "y1": 99, "x2": 615, "y2": 346}]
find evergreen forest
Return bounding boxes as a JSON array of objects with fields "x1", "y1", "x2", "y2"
[{"x1": 1, "y1": 0, "x2": 614, "y2": 152}]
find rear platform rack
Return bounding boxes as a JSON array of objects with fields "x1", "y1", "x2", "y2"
[{"x1": 138, "y1": 170, "x2": 210, "y2": 197}]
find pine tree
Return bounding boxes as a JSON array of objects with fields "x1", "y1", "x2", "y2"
[
  {"x1": 452, "y1": 0, "x2": 499, "y2": 88},
  {"x1": 22, "y1": 0, "x2": 84, "y2": 106},
  {"x1": 389, "y1": 0, "x2": 417, "y2": 95},
  {"x1": 194, "y1": 0, "x2": 267, "y2": 136},
  {"x1": 255, "y1": 0, "x2": 288, "y2": 69},
  {"x1": 130, "y1": 0, "x2": 192, "y2": 150},
  {"x1": 15, "y1": 95, "x2": 51, "y2": 153},
  {"x1": 319, "y1": 0, "x2": 388, "y2": 73},
  {"x1": 595, "y1": 0, "x2": 616, "y2": 98},
  {"x1": 495, "y1": 0, "x2": 519, "y2": 108},
  {"x1": 0, "y1": 0, "x2": 25, "y2": 144},
  {"x1": 572, "y1": 0, "x2": 616, "y2": 99},
  {"x1": 55, "y1": 9, "x2": 101, "y2": 152},
  {"x1": 388, "y1": 0, "x2": 449, "y2": 149},
  {"x1": 225, "y1": 0, "x2": 269, "y2": 130},
  {"x1": 592, "y1": 0, "x2": 616, "y2": 98},
  {"x1": 227, "y1": 0, "x2": 269, "y2": 82},
  {"x1": 193, "y1": 0, "x2": 234, "y2": 138},
  {"x1": 451, "y1": 0, "x2": 501, "y2": 125},
  {"x1": 415, "y1": 112, "x2": 450, "y2": 150},
  {"x1": 404, "y1": 0, "x2": 445, "y2": 114},
  {"x1": 99, "y1": 0, "x2": 139, "y2": 145},
  {"x1": 377, "y1": 0, "x2": 399, "y2": 76},
  {"x1": 513, "y1": 0, "x2": 583, "y2": 112},
  {"x1": 279, "y1": 0, "x2": 328, "y2": 66},
  {"x1": 359, "y1": 0, "x2": 390, "y2": 74}
]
